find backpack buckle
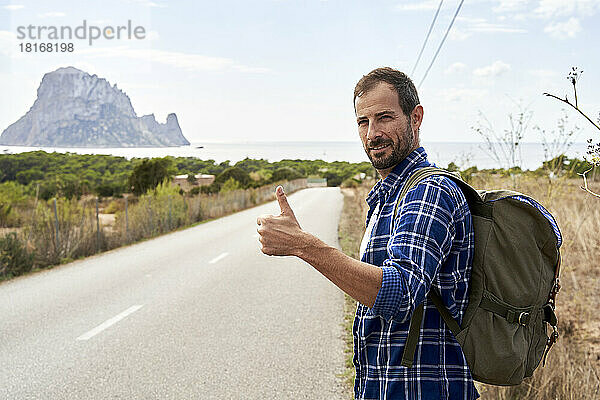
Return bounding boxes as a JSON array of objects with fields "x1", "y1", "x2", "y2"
[
  {"x1": 518, "y1": 312, "x2": 530, "y2": 326},
  {"x1": 542, "y1": 325, "x2": 559, "y2": 366}
]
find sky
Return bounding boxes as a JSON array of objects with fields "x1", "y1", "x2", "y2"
[{"x1": 0, "y1": 0, "x2": 599, "y2": 146}]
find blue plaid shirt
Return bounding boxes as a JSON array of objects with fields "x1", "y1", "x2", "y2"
[{"x1": 353, "y1": 147, "x2": 479, "y2": 400}]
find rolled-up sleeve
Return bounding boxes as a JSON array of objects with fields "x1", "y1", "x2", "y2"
[{"x1": 369, "y1": 178, "x2": 458, "y2": 322}]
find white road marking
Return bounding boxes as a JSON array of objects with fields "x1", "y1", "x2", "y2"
[
  {"x1": 209, "y1": 252, "x2": 229, "y2": 264},
  {"x1": 76, "y1": 305, "x2": 144, "y2": 341}
]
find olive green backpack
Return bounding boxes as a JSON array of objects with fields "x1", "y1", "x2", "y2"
[{"x1": 396, "y1": 167, "x2": 562, "y2": 386}]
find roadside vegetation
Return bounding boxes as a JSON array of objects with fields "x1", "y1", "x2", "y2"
[
  {"x1": 0, "y1": 151, "x2": 375, "y2": 200},
  {"x1": 338, "y1": 179, "x2": 373, "y2": 399},
  {"x1": 338, "y1": 165, "x2": 600, "y2": 399},
  {"x1": 0, "y1": 151, "x2": 375, "y2": 281}
]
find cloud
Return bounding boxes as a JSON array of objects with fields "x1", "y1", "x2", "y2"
[
  {"x1": 78, "y1": 46, "x2": 270, "y2": 74},
  {"x1": 439, "y1": 88, "x2": 487, "y2": 102},
  {"x1": 473, "y1": 61, "x2": 511, "y2": 77},
  {"x1": 493, "y1": 0, "x2": 529, "y2": 13},
  {"x1": 38, "y1": 12, "x2": 66, "y2": 18},
  {"x1": 456, "y1": 16, "x2": 527, "y2": 34},
  {"x1": 445, "y1": 62, "x2": 467, "y2": 74},
  {"x1": 535, "y1": 0, "x2": 600, "y2": 19},
  {"x1": 3, "y1": 4, "x2": 24, "y2": 10},
  {"x1": 529, "y1": 69, "x2": 559, "y2": 79},
  {"x1": 141, "y1": 1, "x2": 167, "y2": 7},
  {"x1": 449, "y1": 27, "x2": 471, "y2": 41},
  {"x1": 544, "y1": 17, "x2": 582, "y2": 38},
  {"x1": 469, "y1": 21, "x2": 526, "y2": 33},
  {"x1": 396, "y1": 0, "x2": 441, "y2": 11},
  {"x1": 449, "y1": 16, "x2": 526, "y2": 40},
  {"x1": 513, "y1": 13, "x2": 528, "y2": 21},
  {"x1": 129, "y1": 0, "x2": 167, "y2": 8}
]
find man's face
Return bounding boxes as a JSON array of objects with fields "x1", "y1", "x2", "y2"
[{"x1": 355, "y1": 82, "x2": 419, "y2": 175}]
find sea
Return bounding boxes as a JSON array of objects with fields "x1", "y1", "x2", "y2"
[{"x1": 0, "y1": 141, "x2": 591, "y2": 171}]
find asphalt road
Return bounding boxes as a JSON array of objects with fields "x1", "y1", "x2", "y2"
[{"x1": 0, "y1": 187, "x2": 347, "y2": 399}]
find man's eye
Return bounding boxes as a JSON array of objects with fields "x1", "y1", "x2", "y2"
[
  {"x1": 358, "y1": 120, "x2": 368, "y2": 126},
  {"x1": 380, "y1": 115, "x2": 392, "y2": 121}
]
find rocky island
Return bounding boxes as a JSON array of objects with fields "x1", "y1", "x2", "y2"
[{"x1": 0, "y1": 66, "x2": 190, "y2": 147}]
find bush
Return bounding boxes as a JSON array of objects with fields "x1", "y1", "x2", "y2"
[
  {"x1": 104, "y1": 200, "x2": 122, "y2": 214},
  {"x1": 0, "y1": 232, "x2": 34, "y2": 277},
  {"x1": 96, "y1": 183, "x2": 116, "y2": 197},
  {"x1": 128, "y1": 158, "x2": 173, "y2": 196},
  {"x1": 461, "y1": 166, "x2": 478, "y2": 184},
  {"x1": 324, "y1": 171, "x2": 343, "y2": 187},
  {"x1": 0, "y1": 181, "x2": 32, "y2": 227},
  {"x1": 114, "y1": 180, "x2": 187, "y2": 242},
  {"x1": 271, "y1": 167, "x2": 303, "y2": 182},
  {"x1": 215, "y1": 167, "x2": 251, "y2": 187},
  {"x1": 200, "y1": 182, "x2": 221, "y2": 194},
  {"x1": 221, "y1": 177, "x2": 241, "y2": 192},
  {"x1": 341, "y1": 178, "x2": 360, "y2": 188},
  {"x1": 25, "y1": 197, "x2": 98, "y2": 266},
  {"x1": 186, "y1": 173, "x2": 197, "y2": 184}
]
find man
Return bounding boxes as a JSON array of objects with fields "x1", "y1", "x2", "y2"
[{"x1": 256, "y1": 67, "x2": 478, "y2": 400}]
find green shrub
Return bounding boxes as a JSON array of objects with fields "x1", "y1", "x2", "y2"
[
  {"x1": 341, "y1": 178, "x2": 360, "y2": 188},
  {"x1": 271, "y1": 167, "x2": 303, "y2": 182},
  {"x1": 221, "y1": 177, "x2": 241, "y2": 192},
  {"x1": 128, "y1": 158, "x2": 174, "y2": 196},
  {"x1": 324, "y1": 171, "x2": 343, "y2": 187},
  {"x1": 215, "y1": 167, "x2": 251, "y2": 187},
  {"x1": 200, "y1": 182, "x2": 221, "y2": 194},
  {"x1": 25, "y1": 197, "x2": 97, "y2": 267},
  {"x1": 104, "y1": 200, "x2": 122, "y2": 214},
  {"x1": 0, "y1": 232, "x2": 34, "y2": 277},
  {"x1": 96, "y1": 183, "x2": 116, "y2": 197},
  {"x1": 186, "y1": 173, "x2": 197, "y2": 184}
]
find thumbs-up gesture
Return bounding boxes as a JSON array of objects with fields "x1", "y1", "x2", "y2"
[{"x1": 257, "y1": 185, "x2": 305, "y2": 256}]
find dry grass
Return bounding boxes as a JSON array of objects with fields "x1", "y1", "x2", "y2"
[
  {"x1": 338, "y1": 174, "x2": 600, "y2": 399},
  {"x1": 1, "y1": 179, "x2": 308, "y2": 279},
  {"x1": 338, "y1": 183, "x2": 372, "y2": 399}
]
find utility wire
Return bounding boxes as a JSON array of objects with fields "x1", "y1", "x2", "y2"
[
  {"x1": 411, "y1": 0, "x2": 444, "y2": 77},
  {"x1": 418, "y1": 0, "x2": 465, "y2": 89}
]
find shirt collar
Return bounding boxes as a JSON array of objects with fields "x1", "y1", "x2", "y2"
[{"x1": 366, "y1": 147, "x2": 430, "y2": 207}]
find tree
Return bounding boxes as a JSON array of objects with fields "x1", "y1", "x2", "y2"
[
  {"x1": 128, "y1": 158, "x2": 173, "y2": 196},
  {"x1": 215, "y1": 167, "x2": 251, "y2": 187},
  {"x1": 324, "y1": 171, "x2": 343, "y2": 187},
  {"x1": 186, "y1": 173, "x2": 197, "y2": 185},
  {"x1": 221, "y1": 177, "x2": 241, "y2": 192},
  {"x1": 271, "y1": 167, "x2": 303, "y2": 182}
]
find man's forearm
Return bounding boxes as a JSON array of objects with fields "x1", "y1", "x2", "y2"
[{"x1": 295, "y1": 231, "x2": 383, "y2": 307}]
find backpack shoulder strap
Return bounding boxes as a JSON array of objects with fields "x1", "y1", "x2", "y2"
[
  {"x1": 396, "y1": 166, "x2": 465, "y2": 368},
  {"x1": 393, "y1": 167, "x2": 464, "y2": 221}
]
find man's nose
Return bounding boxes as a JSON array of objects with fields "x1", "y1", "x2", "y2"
[{"x1": 366, "y1": 121, "x2": 382, "y2": 141}]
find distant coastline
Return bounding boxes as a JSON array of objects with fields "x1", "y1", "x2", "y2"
[{"x1": 0, "y1": 141, "x2": 591, "y2": 170}]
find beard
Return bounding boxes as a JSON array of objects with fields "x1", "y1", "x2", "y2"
[{"x1": 365, "y1": 121, "x2": 415, "y2": 170}]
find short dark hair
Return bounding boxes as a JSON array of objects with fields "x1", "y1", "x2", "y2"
[{"x1": 353, "y1": 67, "x2": 420, "y2": 117}]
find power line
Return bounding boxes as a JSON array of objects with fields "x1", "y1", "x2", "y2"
[
  {"x1": 418, "y1": 0, "x2": 465, "y2": 89},
  {"x1": 411, "y1": 0, "x2": 445, "y2": 77}
]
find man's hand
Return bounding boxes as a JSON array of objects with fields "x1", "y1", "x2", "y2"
[
  {"x1": 256, "y1": 185, "x2": 382, "y2": 306},
  {"x1": 257, "y1": 186, "x2": 307, "y2": 256}
]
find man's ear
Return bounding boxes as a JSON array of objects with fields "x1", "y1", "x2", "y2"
[{"x1": 411, "y1": 105, "x2": 424, "y2": 132}]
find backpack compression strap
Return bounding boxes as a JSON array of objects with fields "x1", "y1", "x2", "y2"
[{"x1": 394, "y1": 167, "x2": 465, "y2": 368}]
